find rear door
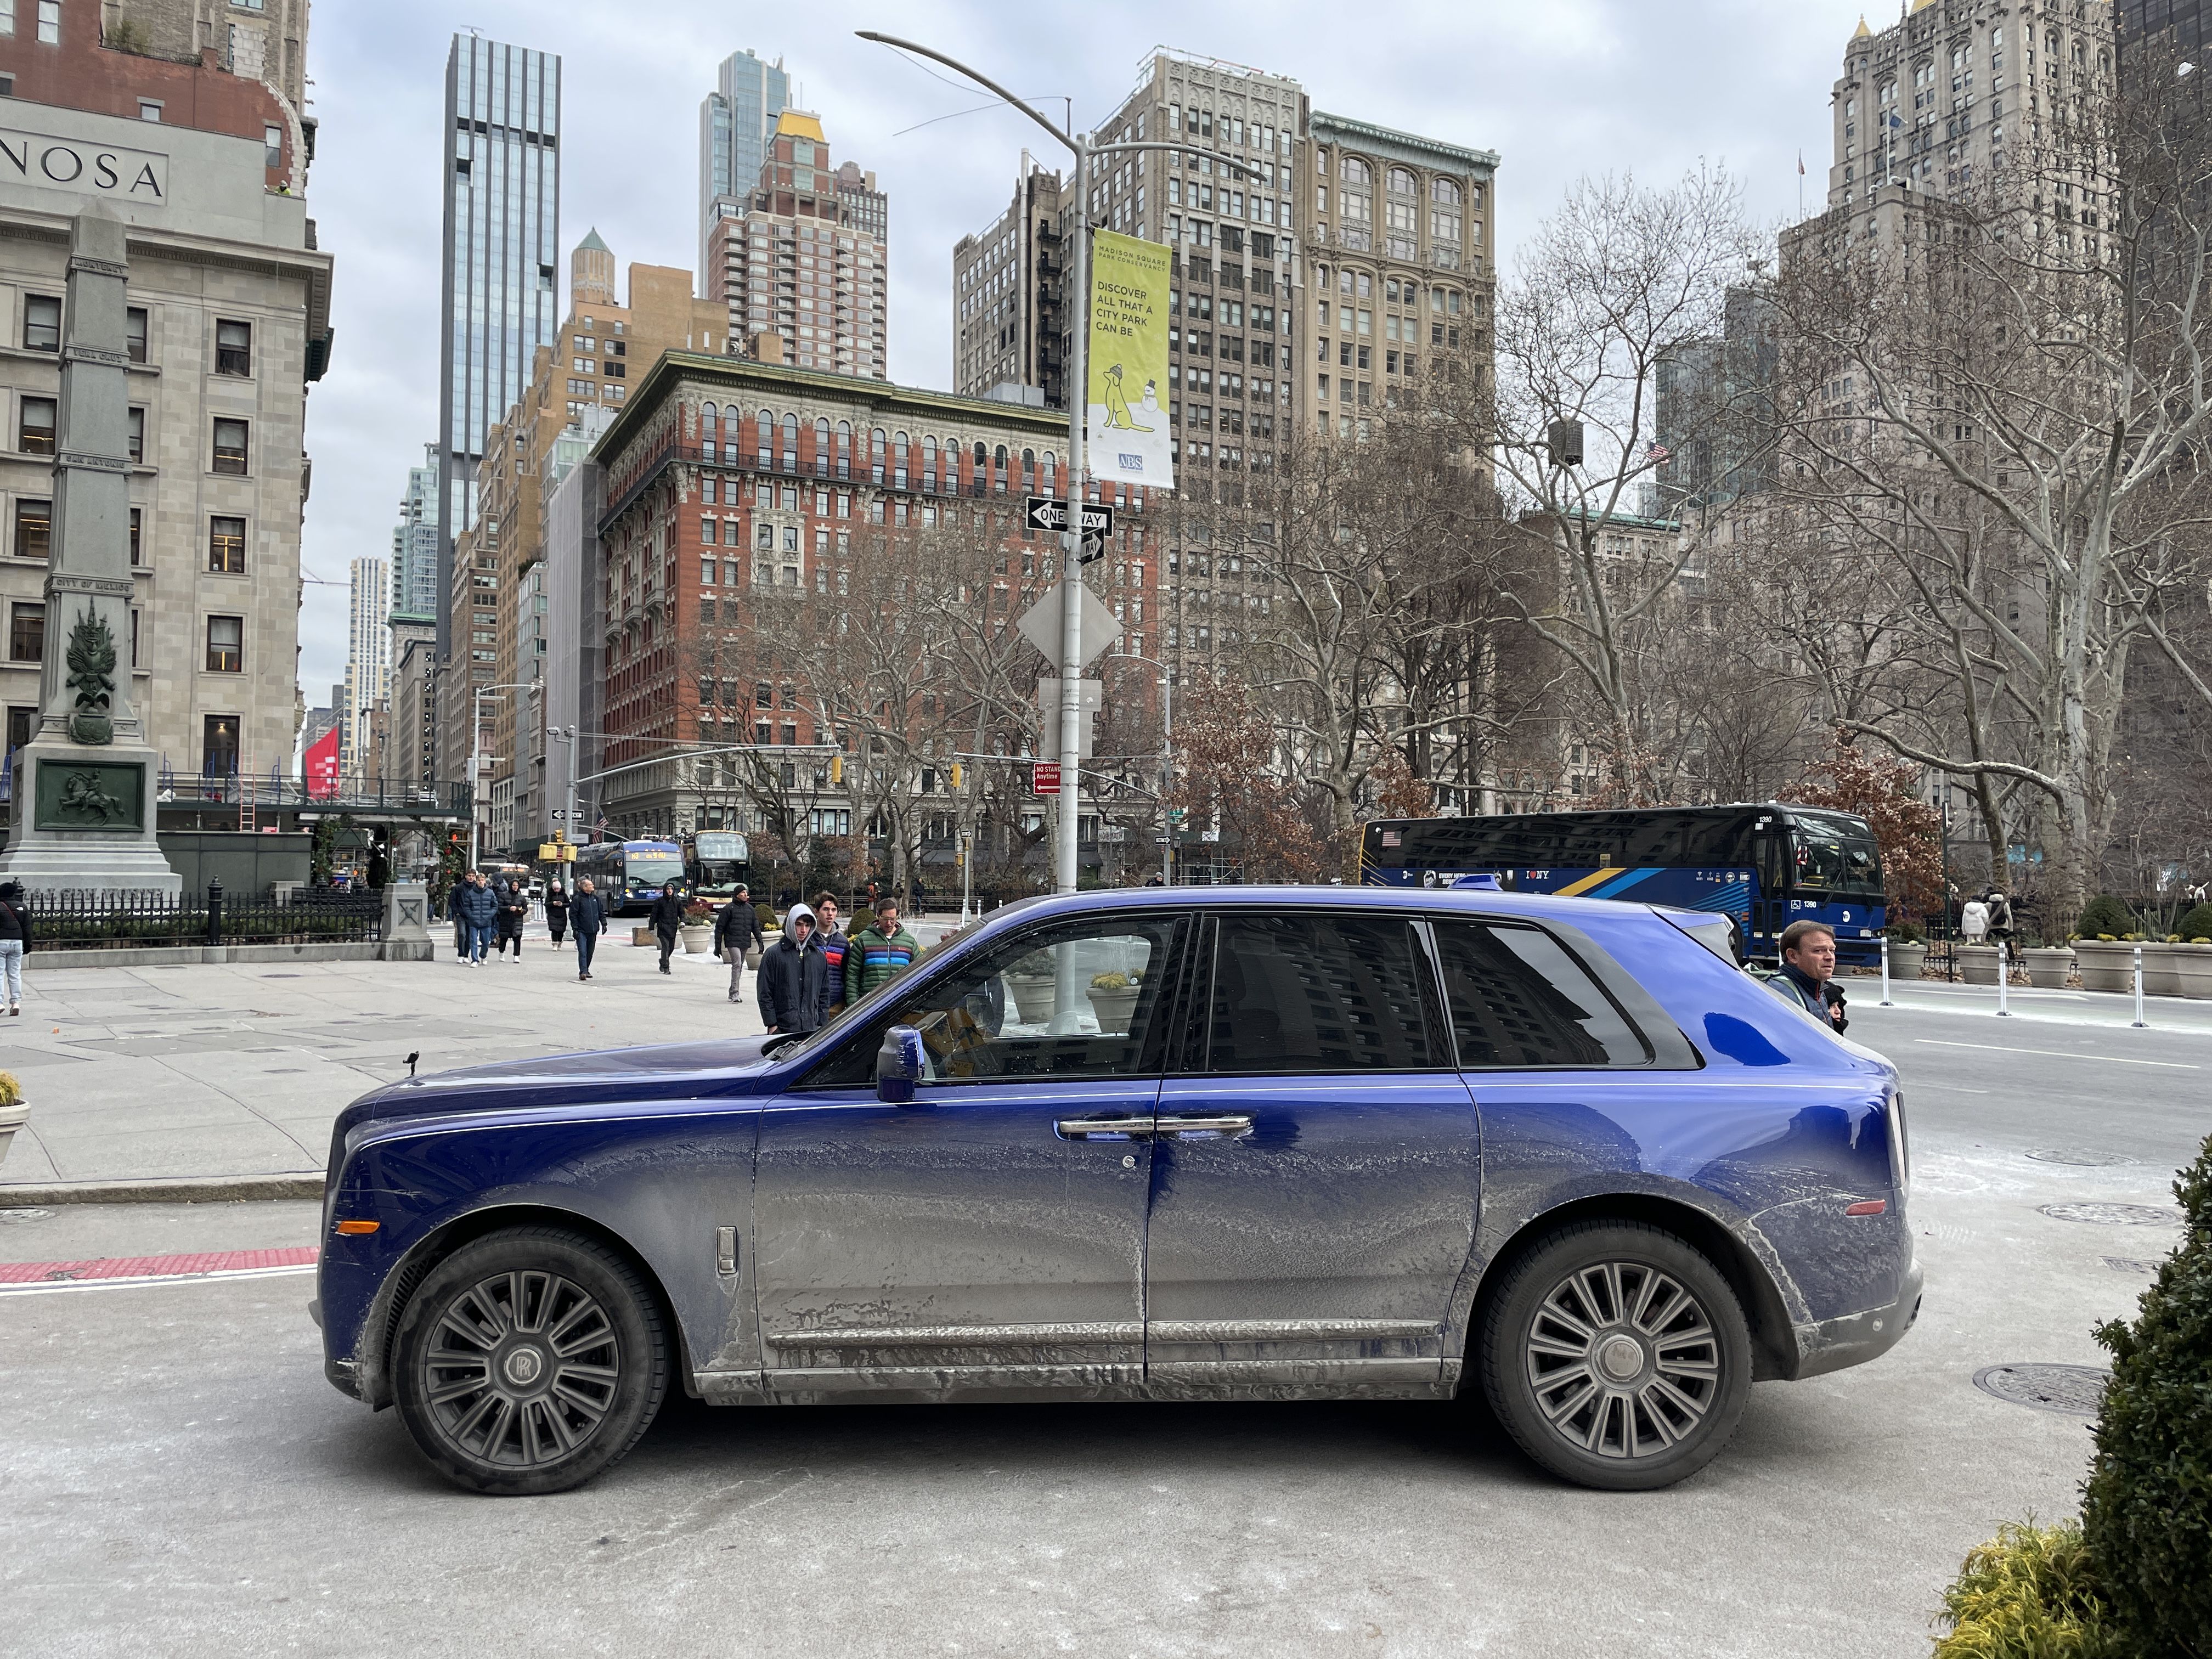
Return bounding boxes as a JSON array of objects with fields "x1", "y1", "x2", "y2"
[{"x1": 1143, "y1": 910, "x2": 1477, "y2": 1397}]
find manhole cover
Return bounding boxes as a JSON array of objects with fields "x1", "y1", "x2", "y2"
[
  {"x1": 2025, "y1": 1149, "x2": 2139, "y2": 1167},
  {"x1": 1973, "y1": 1363, "x2": 2110, "y2": 1416},
  {"x1": 2038, "y1": 1203, "x2": 2183, "y2": 1226},
  {"x1": 0, "y1": 1207, "x2": 53, "y2": 1223},
  {"x1": 2103, "y1": 1257, "x2": 2163, "y2": 1274}
]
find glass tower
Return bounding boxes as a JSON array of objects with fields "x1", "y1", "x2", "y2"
[
  {"x1": 699, "y1": 49, "x2": 790, "y2": 273},
  {"x1": 391, "y1": 442, "x2": 440, "y2": 621},
  {"x1": 437, "y1": 33, "x2": 561, "y2": 661}
]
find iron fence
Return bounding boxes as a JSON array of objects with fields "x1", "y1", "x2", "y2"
[{"x1": 22, "y1": 883, "x2": 382, "y2": 951}]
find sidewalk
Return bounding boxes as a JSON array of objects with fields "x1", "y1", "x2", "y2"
[{"x1": 1844, "y1": 970, "x2": 2212, "y2": 1036}]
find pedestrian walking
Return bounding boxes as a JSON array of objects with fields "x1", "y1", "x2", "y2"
[
  {"x1": 1960, "y1": 891, "x2": 1990, "y2": 944},
  {"x1": 714, "y1": 882, "x2": 765, "y2": 1004},
  {"x1": 0, "y1": 878, "x2": 30, "y2": 1016},
  {"x1": 570, "y1": 878, "x2": 607, "y2": 981},
  {"x1": 757, "y1": 902, "x2": 832, "y2": 1035},
  {"x1": 453, "y1": 870, "x2": 499, "y2": 966},
  {"x1": 844, "y1": 894, "x2": 921, "y2": 1006},
  {"x1": 544, "y1": 881, "x2": 569, "y2": 947},
  {"x1": 1765, "y1": 918, "x2": 1849, "y2": 1034},
  {"x1": 812, "y1": 891, "x2": 849, "y2": 1015},
  {"x1": 1985, "y1": 888, "x2": 2015, "y2": 955},
  {"x1": 493, "y1": 872, "x2": 529, "y2": 960},
  {"x1": 649, "y1": 881, "x2": 689, "y2": 975}
]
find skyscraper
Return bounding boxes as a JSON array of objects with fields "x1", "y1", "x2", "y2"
[
  {"x1": 391, "y1": 443, "x2": 440, "y2": 622},
  {"x1": 437, "y1": 33, "x2": 562, "y2": 673},
  {"x1": 952, "y1": 154, "x2": 1067, "y2": 405},
  {"x1": 345, "y1": 557, "x2": 391, "y2": 775},
  {"x1": 699, "y1": 48, "x2": 791, "y2": 288}
]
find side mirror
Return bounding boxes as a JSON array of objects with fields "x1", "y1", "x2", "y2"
[{"x1": 876, "y1": 1025, "x2": 924, "y2": 1103}]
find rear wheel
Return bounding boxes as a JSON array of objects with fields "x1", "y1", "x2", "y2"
[
  {"x1": 392, "y1": 1226, "x2": 668, "y2": 1496},
  {"x1": 1480, "y1": 1221, "x2": 1751, "y2": 1491}
]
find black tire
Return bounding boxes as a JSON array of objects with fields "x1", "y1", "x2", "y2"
[
  {"x1": 392, "y1": 1225, "x2": 669, "y2": 1496},
  {"x1": 1480, "y1": 1220, "x2": 1752, "y2": 1491}
]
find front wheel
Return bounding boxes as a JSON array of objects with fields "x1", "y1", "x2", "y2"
[
  {"x1": 392, "y1": 1226, "x2": 669, "y2": 1496},
  {"x1": 1480, "y1": 1221, "x2": 1752, "y2": 1491}
]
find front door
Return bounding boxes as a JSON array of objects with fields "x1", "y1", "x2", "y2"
[
  {"x1": 753, "y1": 911, "x2": 1186, "y2": 1400},
  {"x1": 1144, "y1": 911, "x2": 1477, "y2": 1398}
]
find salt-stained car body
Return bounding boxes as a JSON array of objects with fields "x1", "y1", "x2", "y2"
[{"x1": 314, "y1": 887, "x2": 1920, "y2": 1495}]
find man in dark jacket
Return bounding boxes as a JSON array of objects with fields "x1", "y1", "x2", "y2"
[
  {"x1": 1766, "y1": 919, "x2": 1848, "y2": 1034},
  {"x1": 713, "y1": 883, "x2": 765, "y2": 1003},
  {"x1": 757, "y1": 902, "x2": 831, "y2": 1034},
  {"x1": 569, "y1": 878, "x2": 607, "y2": 981},
  {"x1": 648, "y1": 882, "x2": 689, "y2": 975},
  {"x1": 453, "y1": 870, "x2": 500, "y2": 966},
  {"x1": 492, "y1": 873, "x2": 529, "y2": 960},
  {"x1": 0, "y1": 877, "x2": 30, "y2": 1017}
]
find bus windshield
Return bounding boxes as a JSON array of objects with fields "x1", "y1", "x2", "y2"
[
  {"x1": 1788, "y1": 812, "x2": 1883, "y2": 898},
  {"x1": 625, "y1": 852, "x2": 685, "y2": 894}
]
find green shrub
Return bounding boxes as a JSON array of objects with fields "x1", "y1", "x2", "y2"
[
  {"x1": 2177, "y1": 903, "x2": 2212, "y2": 945},
  {"x1": 1931, "y1": 1520, "x2": 2128, "y2": 1658},
  {"x1": 2079, "y1": 1130, "x2": 2212, "y2": 1658},
  {"x1": 2075, "y1": 895, "x2": 2136, "y2": 940},
  {"x1": 1886, "y1": 920, "x2": 1926, "y2": 944}
]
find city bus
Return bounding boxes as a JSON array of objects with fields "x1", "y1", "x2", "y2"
[
  {"x1": 1360, "y1": 804, "x2": 1888, "y2": 966},
  {"x1": 685, "y1": 831, "x2": 752, "y2": 902},
  {"x1": 572, "y1": 838, "x2": 687, "y2": 916}
]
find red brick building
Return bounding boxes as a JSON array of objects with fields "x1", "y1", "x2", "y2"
[{"x1": 589, "y1": 354, "x2": 1163, "y2": 874}]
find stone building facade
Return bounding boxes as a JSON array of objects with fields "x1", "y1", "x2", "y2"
[
  {"x1": 0, "y1": 26, "x2": 330, "y2": 789},
  {"x1": 952, "y1": 154, "x2": 1065, "y2": 404}
]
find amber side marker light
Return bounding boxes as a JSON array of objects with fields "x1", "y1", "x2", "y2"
[
  {"x1": 334, "y1": 1220, "x2": 381, "y2": 1235},
  {"x1": 1843, "y1": 1200, "x2": 1888, "y2": 1217}
]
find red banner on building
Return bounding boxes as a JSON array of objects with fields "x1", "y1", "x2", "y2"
[{"x1": 303, "y1": 726, "x2": 340, "y2": 800}]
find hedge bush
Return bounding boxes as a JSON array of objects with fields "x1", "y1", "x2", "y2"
[
  {"x1": 2075, "y1": 895, "x2": 2137, "y2": 940},
  {"x1": 2177, "y1": 903, "x2": 2212, "y2": 945},
  {"x1": 2079, "y1": 1130, "x2": 2212, "y2": 1658},
  {"x1": 1930, "y1": 1521, "x2": 2127, "y2": 1659}
]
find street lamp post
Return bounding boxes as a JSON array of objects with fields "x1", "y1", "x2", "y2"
[
  {"x1": 467, "y1": 682, "x2": 533, "y2": 872},
  {"x1": 857, "y1": 32, "x2": 1254, "y2": 898}
]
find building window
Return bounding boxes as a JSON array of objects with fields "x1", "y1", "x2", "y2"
[
  {"x1": 139, "y1": 99, "x2": 163, "y2": 122},
  {"x1": 127, "y1": 406, "x2": 143, "y2": 463},
  {"x1": 129, "y1": 506, "x2": 140, "y2": 565},
  {"x1": 0, "y1": 1, "x2": 13, "y2": 39},
  {"x1": 13, "y1": 497, "x2": 50, "y2": 560},
  {"x1": 22, "y1": 295, "x2": 59, "y2": 352},
  {"x1": 35, "y1": 0, "x2": 57, "y2": 42},
  {"x1": 212, "y1": 417, "x2": 249, "y2": 475},
  {"x1": 208, "y1": 516, "x2": 246, "y2": 573},
  {"x1": 126, "y1": 306, "x2": 148, "y2": 364},
  {"x1": 205, "y1": 614, "x2": 243, "y2": 673},
  {"x1": 215, "y1": 319, "x2": 251, "y2": 376},
  {"x1": 10, "y1": 601, "x2": 44, "y2": 661},
  {"x1": 264, "y1": 123, "x2": 283, "y2": 170},
  {"x1": 203, "y1": 714, "x2": 239, "y2": 778}
]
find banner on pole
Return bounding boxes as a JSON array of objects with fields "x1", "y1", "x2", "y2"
[
  {"x1": 1086, "y1": 230, "x2": 1173, "y2": 490},
  {"x1": 303, "y1": 726, "x2": 340, "y2": 800}
]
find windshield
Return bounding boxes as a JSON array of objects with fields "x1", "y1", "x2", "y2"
[
  {"x1": 1788, "y1": 813, "x2": 1883, "y2": 898},
  {"x1": 627, "y1": 855, "x2": 684, "y2": 890}
]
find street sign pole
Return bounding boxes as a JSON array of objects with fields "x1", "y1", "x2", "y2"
[{"x1": 1056, "y1": 128, "x2": 1089, "y2": 899}]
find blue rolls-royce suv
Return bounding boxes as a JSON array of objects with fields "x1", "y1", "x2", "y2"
[{"x1": 313, "y1": 887, "x2": 1921, "y2": 1496}]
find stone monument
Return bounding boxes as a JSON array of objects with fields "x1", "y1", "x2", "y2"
[{"x1": 0, "y1": 210, "x2": 180, "y2": 895}]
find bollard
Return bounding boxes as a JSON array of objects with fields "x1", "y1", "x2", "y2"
[
  {"x1": 1880, "y1": 935, "x2": 1893, "y2": 1007},
  {"x1": 2132, "y1": 943, "x2": 2149, "y2": 1029},
  {"x1": 205, "y1": 878, "x2": 224, "y2": 949},
  {"x1": 1996, "y1": 939, "x2": 2010, "y2": 1017}
]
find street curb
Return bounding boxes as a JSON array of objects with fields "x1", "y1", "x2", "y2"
[{"x1": 0, "y1": 1173, "x2": 324, "y2": 1205}]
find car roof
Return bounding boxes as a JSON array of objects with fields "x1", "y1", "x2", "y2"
[{"x1": 990, "y1": 884, "x2": 1665, "y2": 928}]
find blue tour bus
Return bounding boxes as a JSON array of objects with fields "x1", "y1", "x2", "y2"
[
  {"x1": 1361, "y1": 804, "x2": 1888, "y2": 966},
  {"x1": 573, "y1": 838, "x2": 687, "y2": 917}
]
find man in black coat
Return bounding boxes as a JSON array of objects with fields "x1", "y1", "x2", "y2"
[
  {"x1": 649, "y1": 881, "x2": 689, "y2": 975},
  {"x1": 757, "y1": 902, "x2": 830, "y2": 1034},
  {"x1": 713, "y1": 882, "x2": 766, "y2": 1004},
  {"x1": 568, "y1": 878, "x2": 608, "y2": 981}
]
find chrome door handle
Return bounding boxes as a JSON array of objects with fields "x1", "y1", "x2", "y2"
[
  {"x1": 1054, "y1": 1116, "x2": 1155, "y2": 1141},
  {"x1": 1155, "y1": 1114, "x2": 1255, "y2": 1139}
]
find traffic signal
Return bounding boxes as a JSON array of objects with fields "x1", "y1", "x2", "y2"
[
  {"x1": 950, "y1": 762, "x2": 963, "y2": 789},
  {"x1": 831, "y1": 753, "x2": 844, "y2": 785}
]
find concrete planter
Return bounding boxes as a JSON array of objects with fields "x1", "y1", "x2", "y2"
[
  {"x1": 1887, "y1": 941, "x2": 1927, "y2": 981},
  {"x1": 1957, "y1": 944, "x2": 2002, "y2": 986},
  {"x1": 2024, "y1": 947, "x2": 2076, "y2": 990},
  {"x1": 2140, "y1": 942, "x2": 2185, "y2": 998},
  {"x1": 0, "y1": 1093, "x2": 25, "y2": 1171},
  {"x1": 631, "y1": 926, "x2": 654, "y2": 947},
  {"x1": 1086, "y1": 984, "x2": 1142, "y2": 1034},
  {"x1": 2073, "y1": 940, "x2": 2138, "y2": 995},
  {"x1": 2171, "y1": 943, "x2": 2212, "y2": 1000},
  {"x1": 681, "y1": 926, "x2": 713, "y2": 955},
  {"x1": 1005, "y1": 971, "x2": 1059, "y2": 1026}
]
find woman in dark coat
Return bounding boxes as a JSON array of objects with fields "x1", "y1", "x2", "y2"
[{"x1": 544, "y1": 881, "x2": 569, "y2": 947}]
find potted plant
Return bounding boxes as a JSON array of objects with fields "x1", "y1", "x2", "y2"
[
  {"x1": 1003, "y1": 951, "x2": 1060, "y2": 1024},
  {"x1": 2021, "y1": 933, "x2": 2077, "y2": 990},
  {"x1": 2171, "y1": 903, "x2": 2212, "y2": 1000},
  {"x1": 1086, "y1": 969, "x2": 1143, "y2": 1034},
  {"x1": 1957, "y1": 941, "x2": 2001, "y2": 985},
  {"x1": 0, "y1": 1070, "x2": 25, "y2": 1172},
  {"x1": 2072, "y1": 895, "x2": 2141, "y2": 994},
  {"x1": 681, "y1": 898, "x2": 715, "y2": 955},
  {"x1": 1883, "y1": 924, "x2": 1927, "y2": 982}
]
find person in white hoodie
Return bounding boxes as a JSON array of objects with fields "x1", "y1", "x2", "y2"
[
  {"x1": 756, "y1": 903, "x2": 831, "y2": 1034},
  {"x1": 1960, "y1": 893, "x2": 1990, "y2": 944}
]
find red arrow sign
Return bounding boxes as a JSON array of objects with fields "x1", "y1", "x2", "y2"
[{"x1": 1031, "y1": 760, "x2": 1062, "y2": 796}]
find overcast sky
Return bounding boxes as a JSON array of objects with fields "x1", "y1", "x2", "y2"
[{"x1": 295, "y1": 0, "x2": 1877, "y2": 720}]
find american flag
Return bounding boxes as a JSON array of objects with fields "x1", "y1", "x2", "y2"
[{"x1": 1645, "y1": 443, "x2": 1672, "y2": 464}]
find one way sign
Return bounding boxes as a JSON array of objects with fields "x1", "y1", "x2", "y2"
[{"x1": 1025, "y1": 495, "x2": 1114, "y2": 562}]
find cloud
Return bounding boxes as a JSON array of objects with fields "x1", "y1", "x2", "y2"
[{"x1": 295, "y1": 0, "x2": 1870, "y2": 719}]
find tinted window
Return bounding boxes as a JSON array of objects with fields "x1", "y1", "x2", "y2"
[
  {"x1": 1434, "y1": 921, "x2": 1650, "y2": 1068},
  {"x1": 803, "y1": 915, "x2": 1180, "y2": 1087},
  {"x1": 1206, "y1": 914, "x2": 1440, "y2": 1073}
]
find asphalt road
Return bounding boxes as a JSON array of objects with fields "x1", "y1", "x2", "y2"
[{"x1": 2, "y1": 998, "x2": 2202, "y2": 1659}]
